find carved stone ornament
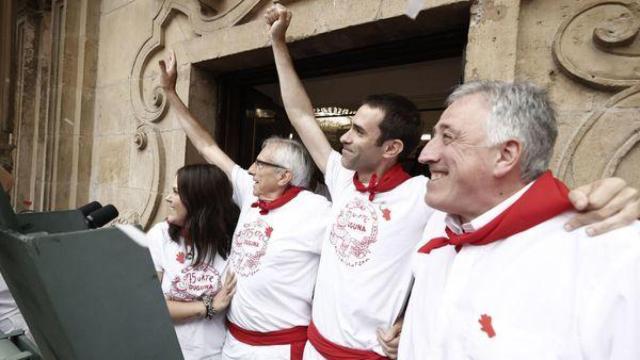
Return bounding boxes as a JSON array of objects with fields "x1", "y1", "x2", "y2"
[
  {"x1": 122, "y1": 124, "x2": 165, "y2": 229},
  {"x1": 557, "y1": 84, "x2": 640, "y2": 188},
  {"x1": 552, "y1": 1, "x2": 640, "y2": 90},
  {"x1": 134, "y1": 128, "x2": 148, "y2": 150},
  {"x1": 129, "y1": 0, "x2": 263, "y2": 123}
]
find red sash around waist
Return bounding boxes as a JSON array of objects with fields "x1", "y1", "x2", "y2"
[
  {"x1": 227, "y1": 320, "x2": 307, "y2": 360},
  {"x1": 307, "y1": 321, "x2": 389, "y2": 360}
]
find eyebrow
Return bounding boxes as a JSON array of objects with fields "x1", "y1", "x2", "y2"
[
  {"x1": 352, "y1": 122, "x2": 366, "y2": 134},
  {"x1": 433, "y1": 124, "x2": 459, "y2": 136}
]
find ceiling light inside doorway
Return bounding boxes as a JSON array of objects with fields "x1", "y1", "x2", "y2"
[{"x1": 314, "y1": 107, "x2": 354, "y2": 131}]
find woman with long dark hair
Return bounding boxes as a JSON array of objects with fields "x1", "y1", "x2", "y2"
[{"x1": 147, "y1": 164, "x2": 240, "y2": 360}]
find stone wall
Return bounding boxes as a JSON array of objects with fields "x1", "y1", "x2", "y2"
[
  {"x1": 94, "y1": 0, "x2": 467, "y2": 228},
  {"x1": 8, "y1": 0, "x2": 99, "y2": 212},
  {"x1": 466, "y1": 0, "x2": 639, "y2": 191},
  {"x1": 6, "y1": 0, "x2": 640, "y2": 226}
]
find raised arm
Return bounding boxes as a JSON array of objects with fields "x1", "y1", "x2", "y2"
[
  {"x1": 158, "y1": 51, "x2": 235, "y2": 178},
  {"x1": 266, "y1": 4, "x2": 332, "y2": 174}
]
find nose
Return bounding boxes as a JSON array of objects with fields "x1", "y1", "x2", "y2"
[
  {"x1": 165, "y1": 193, "x2": 171, "y2": 203},
  {"x1": 248, "y1": 161, "x2": 256, "y2": 175},
  {"x1": 418, "y1": 139, "x2": 439, "y2": 164},
  {"x1": 340, "y1": 129, "x2": 352, "y2": 145}
]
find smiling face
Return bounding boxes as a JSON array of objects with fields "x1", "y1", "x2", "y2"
[
  {"x1": 339, "y1": 104, "x2": 387, "y2": 173},
  {"x1": 247, "y1": 143, "x2": 290, "y2": 200},
  {"x1": 165, "y1": 176, "x2": 187, "y2": 226},
  {"x1": 418, "y1": 93, "x2": 498, "y2": 221}
]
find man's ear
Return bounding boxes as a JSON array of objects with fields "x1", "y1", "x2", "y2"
[
  {"x1": 278, "y1": 170, "x2": 294, "y2": 187},
  {"x1": 494, "y1": 139, "x2": 522, "y2": 178},
  {"x1": 382, "y1": 139, "x2": 404, "y2": 159}
]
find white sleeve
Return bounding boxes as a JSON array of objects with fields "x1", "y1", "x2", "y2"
[
  {"x1": 324, "y1": 150, "x2": 355, "y2": 200},
  {"x1": 146, "y1": 223, "x2": 167, "y2": 273},
  {"x1": 231, "y1": 165, "x2": 255, "y2": 207},
  {"x1": 307, "y1": 196, "x2": 332, "y2": 255},
  {"x1": 579, "y1": 224, "x2": 640, "y2": 359}
]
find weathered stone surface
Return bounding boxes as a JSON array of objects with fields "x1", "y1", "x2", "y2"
[
  {"x1": 5, "y1": 0, "x2": 639, "y2": 226},
  {"x1": 465, "y1": 0, "x2": 520, "y2": 81}
]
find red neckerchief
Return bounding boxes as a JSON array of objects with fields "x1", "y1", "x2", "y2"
[
  {"x1": 418, "y1": 171, "x2": 571, "y2": 254},
  {"x1": 353, "y1": 163, "x2": 411, "y2": 201},
  {"x1": 251, "y1": 186, "x2": 304, "y2": 215}
]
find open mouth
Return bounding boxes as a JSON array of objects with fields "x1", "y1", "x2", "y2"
[{"x1": 430, "y1": 171, "x2": 447, "y2": 181}]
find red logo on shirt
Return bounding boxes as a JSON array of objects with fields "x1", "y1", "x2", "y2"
[
  {"x1": 380, "y1": 206, "x2": 391, "y2": 221},
  {"x1": 329, "y1": 197, "x2": 379, "y2": 267},
  {"x1": 230, "y1": 219, "x2": 271, "y2": 277},
  {"x1": 479, "y1": 314, "x2": 496, "y2": 338}
]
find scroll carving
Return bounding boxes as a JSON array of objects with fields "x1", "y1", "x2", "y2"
[
  {"x1": 552, "y1": 1, "x2": 640, "y2": 90},
  {"x1": 129, "y1": 0, "x2": 262, "y2": 123},
  {"x1": 556, "y1": 85, "x2": 640, "y2": 189},
  {"x1": 114, "y1": 124, "x2": 165, "y2": 229}
]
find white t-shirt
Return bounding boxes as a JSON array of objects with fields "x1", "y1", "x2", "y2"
[
  {"x1": 399, "y1": 205, "x2": 640, "y2": 359},
  {"x1": 223, "y1": 166, "x2": 331, "y2": 359},
  {"x1": 147, "y1": 222, "x2": 227, "y2": 360},
  {"x1": 0, "y1": 275, "x2": 30, "y2": 339},
  {"x1": 0, "y1": 275, "x2": 20, "y2": 319},
  {"x1": 305, "y1": 151, "x2": 435, "y2": 357}
]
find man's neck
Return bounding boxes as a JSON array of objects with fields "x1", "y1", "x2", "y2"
[
  {"x1": 458, "y1": 178, "x2": 529, "y2": 224},
  {"x1": 357, "y1": 160, "x2": 397, "y2": 184},
  {"x1": 258, "y1": 187, "x2": 287, "y2": 202}
]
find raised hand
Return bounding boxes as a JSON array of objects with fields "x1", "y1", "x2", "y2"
[
  {"x1": 158, "y1": 49, "x2": 177, "y2": 93},
  {"x1": 264, "y1": 3, "x2": 292, "y2": 42}
]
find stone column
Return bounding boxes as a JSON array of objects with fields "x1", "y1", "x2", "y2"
[
  {"x1": 11, "y1": 0, "x2": 100, "y2": 211},
  {"x1": 0, "y1": 0, "x2": 16, "y2": 171}
]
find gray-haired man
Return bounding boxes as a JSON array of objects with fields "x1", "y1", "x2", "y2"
[
  {"x1": 159, "y1": 52, "x2": 330, "y2": 360},
  {"x1": 399, "y1": 81, "x2": 640, "y2": 359}
]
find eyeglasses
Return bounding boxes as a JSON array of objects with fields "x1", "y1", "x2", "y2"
[{"x1": 254, "y1": 159, "x2": 288, "y2": 170}]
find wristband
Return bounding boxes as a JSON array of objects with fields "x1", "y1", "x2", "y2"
[{"x1": 201, "y1": 294, "x2": 217, "y2": 320}]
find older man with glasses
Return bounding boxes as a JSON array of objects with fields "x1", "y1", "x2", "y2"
[{"x1": 159, "y1": 52, "x2": 331, "y2": 360}]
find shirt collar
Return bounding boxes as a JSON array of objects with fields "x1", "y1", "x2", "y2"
[{"x1": 445, "y1": 181, "x2": 535, "y2": 235}]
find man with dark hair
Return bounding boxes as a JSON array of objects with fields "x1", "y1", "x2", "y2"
[
  {"x1": 266, "y1": 4, "x2": 640, "y2": 359},
  {"x1": 362, "y1": 94, "x2": 422, "y2": 161}
]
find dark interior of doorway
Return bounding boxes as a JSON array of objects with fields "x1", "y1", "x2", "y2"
[{"x1": 212, "y1": 28, "x2": 468, "y2": 183}]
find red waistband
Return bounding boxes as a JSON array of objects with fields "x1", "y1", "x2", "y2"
[
  {"x1": 227, "y1": 320, "x2": 307, "y2": 360},
  {"x1": 307, "y1": 321, "x2": 389, "y2": 360}
]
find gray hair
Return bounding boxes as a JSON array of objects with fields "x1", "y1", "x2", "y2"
[
  {"x1": 447, "y1": 80, "x2": 557, "y2": 183},
  {"x1": 262, "y1": 136, "x2": 314, "y2": 188}
]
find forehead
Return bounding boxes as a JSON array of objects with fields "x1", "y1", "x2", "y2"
[
  {"x1": 435, "y1": 93, "x2": 491, "y2": 132},
  {"x1": 352, "y1": 104, "x2": 385, "y2": 133},
  {"x1": 257, "y1": 142, "x2": 279, "y2": 160}
]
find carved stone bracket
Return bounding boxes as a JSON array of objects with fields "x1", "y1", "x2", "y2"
[
  {"x1": 114, "y1": 124, "x2": 165, "y2": 228},
  {"x1": 129, "y1": 0, "x2": 263, "y2": 123},
  {"x1": 552, "y1": 1, "x2": 640, "y2": 90},
  {"x1": 557, "y1": 84, "x2": 640, "y2": 186}
]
